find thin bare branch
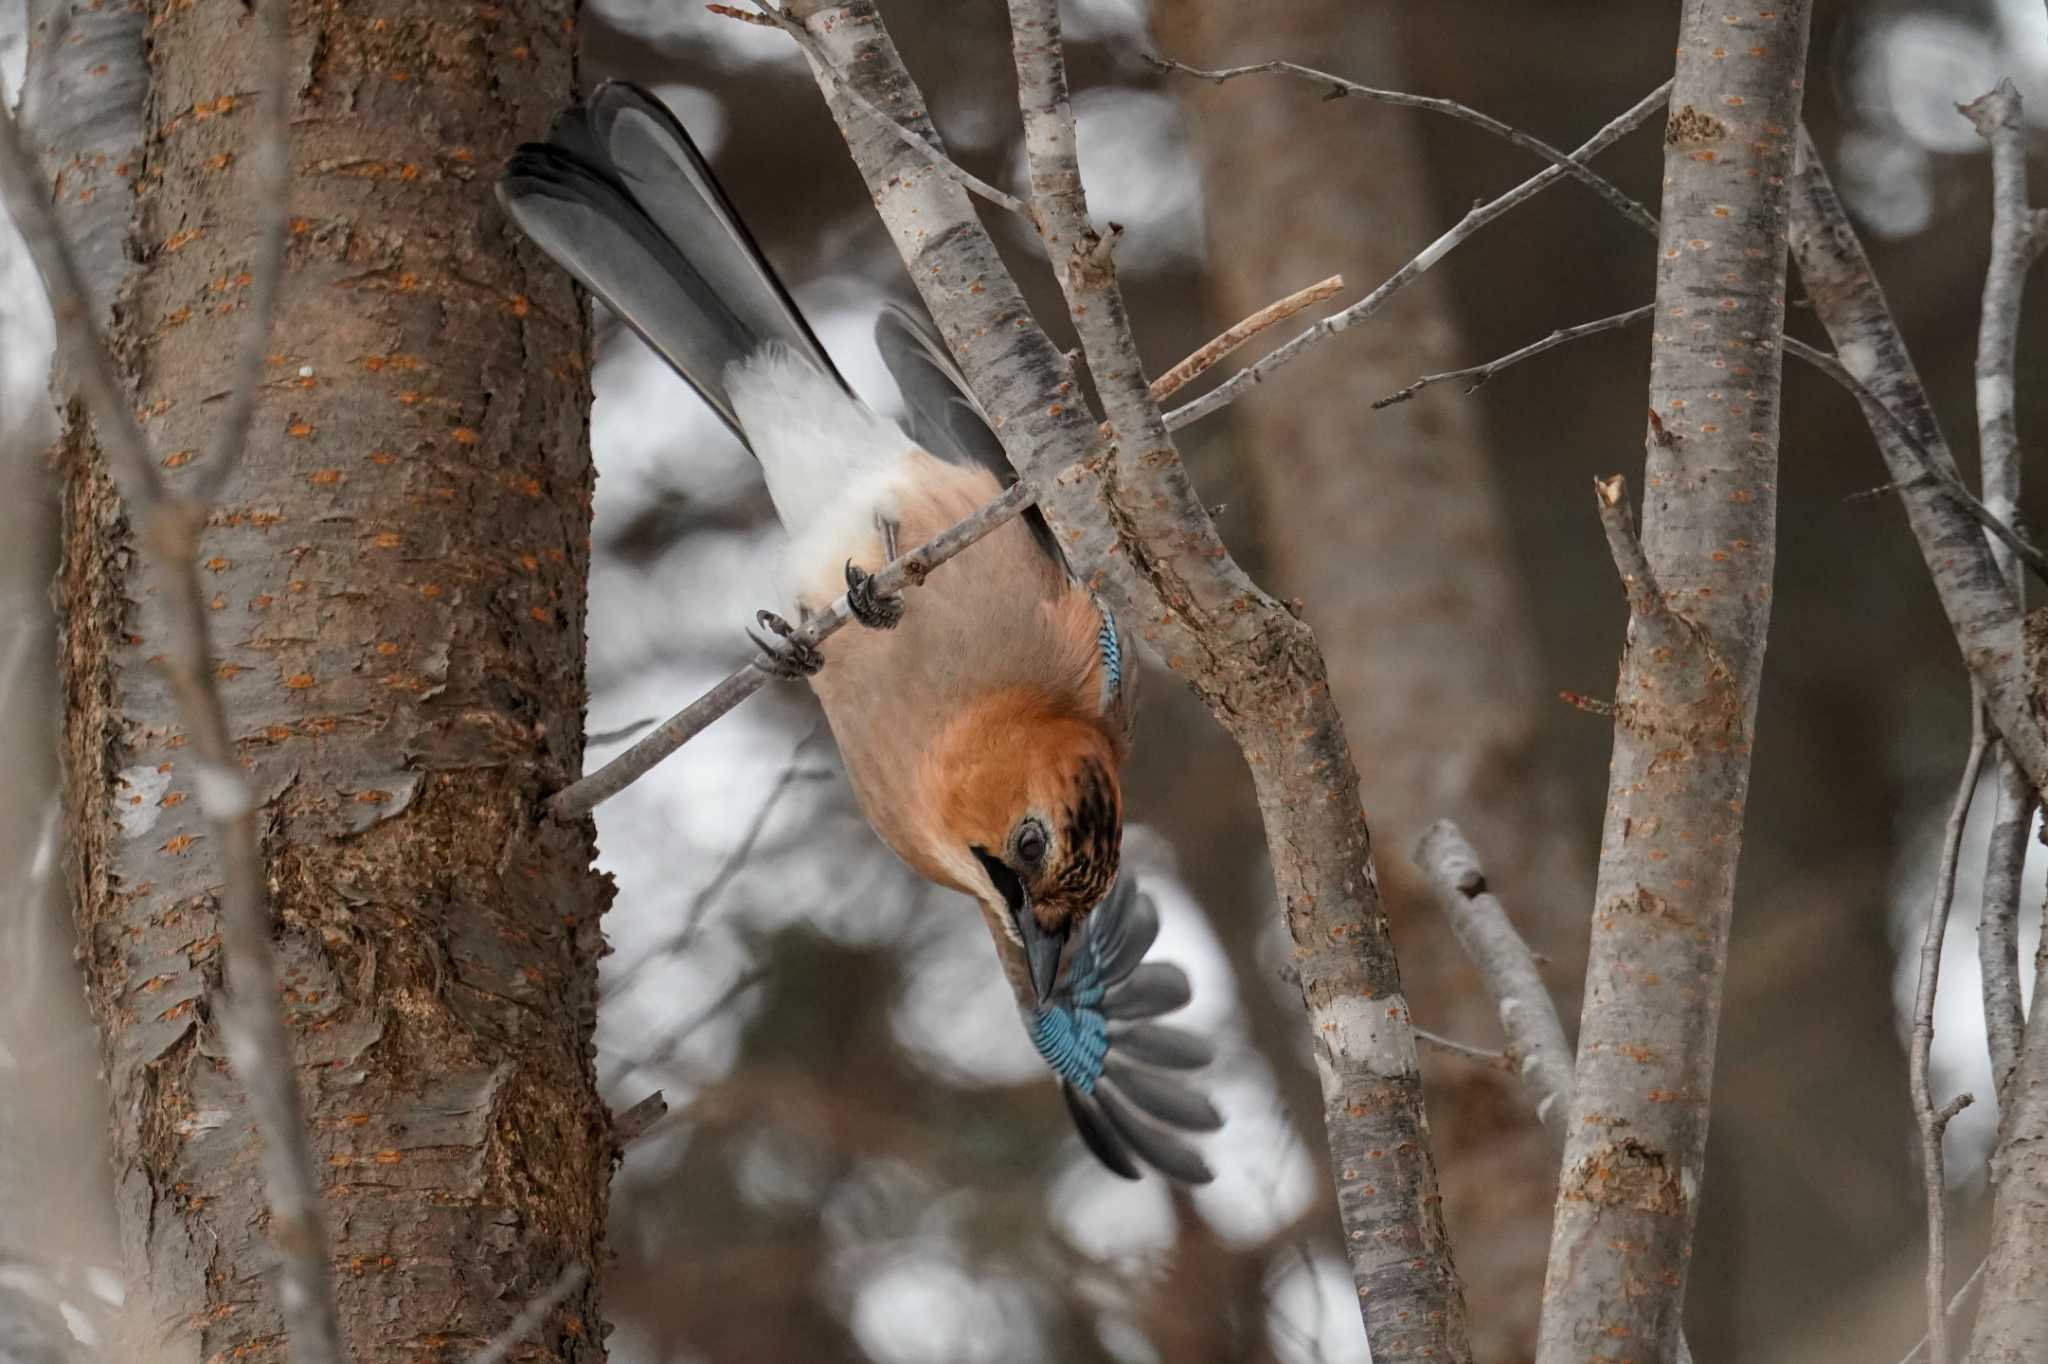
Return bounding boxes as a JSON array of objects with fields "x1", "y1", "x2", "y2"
[
  {"x1": 741, "y1": 0, "x2": 1029, "y2": 217},
  {"x1": 1150, "y1": 55, "x2": 1659, "y2": 234},
  {"x1": 465, "y1": 1265, "x2": 589, "y2": 1364},
  {"x1": 1593, "y1": 474, "x2": 1672, "y2": 633},
  {"x1": 1412, "y1": 822, "x2": 1574, "y2": 1140},
  {"x1": 1167, "y1": 79, "x2": 1669, "y2": 432},
  {"x1": 549, "y1": 479, "x2": 1033, "y2": 820},
  {"x1": 0, "y1": 13, "x2": 343, "y2": 1364},
  {"x1": 1375, "y1": 305, "x2": 1653, "y2": 409},
  {"x1": 1910, "y1": 714, "x2": 1990, "y2": 1364},
  {"x1": 1897, "y1": 1257, "x2": 1991, "y2": 1364},
  {"x1": 603, "y1": 731, "x2": 832, "y2": 996},
  {"x1": 1412, "y1": 1028, "x2": 1509, "y2": 1068},
  {"x1": 1782, "y1": 336, "x2": 2048, "y2": 591},
  {"x1": 1149, "y1": 273, "x2": 1343, "y2": 402},
  {"x1": 611, "y1": 1091, "x2": 669, "y2": 1146}
]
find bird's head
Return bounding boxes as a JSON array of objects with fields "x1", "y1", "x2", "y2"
[{"x1": 925, "y1": 690, "x2": 1123, "y2": 1002}]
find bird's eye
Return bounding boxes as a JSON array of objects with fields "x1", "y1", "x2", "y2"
[{"x1": 1014, "y1": 820, "x2": 1048, "y2": 869}]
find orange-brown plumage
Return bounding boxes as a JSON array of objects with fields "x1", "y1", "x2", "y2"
[{"x1": 915, "y1": 686, "x2": 1124, "y2": 930}]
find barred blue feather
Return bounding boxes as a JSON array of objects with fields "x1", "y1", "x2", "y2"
[
  {"x1": 1025, "y1": 876, "x2": 1220, "y2": 1181},
  {"x1": 1093, "y1": 597, "x2": 1123, "y2": 711}
]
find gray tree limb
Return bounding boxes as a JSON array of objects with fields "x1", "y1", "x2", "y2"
[
  {"x1": 782, "y1": 0, "x2": 1471, "y2": 1354},
  {"x1": 1412, "y1": 822, "x2": 1573, "y2": 1142},
  {"x1": 1968, "y1": 960, "x2": 2048, "y2": 1363},
  {"x1": 1959, "y1": 77, "x2": 2048, "y2": 1364},
  {"x1": 1964, "y1": 79, "x2": 2041, "y2": 1104},
  {"x1": 1535, "y1": 9, "x2": 1813, "y2": 1361},
  {"x1": 1012, "y1": 0, "x2": 1469, "y2": 1352}
]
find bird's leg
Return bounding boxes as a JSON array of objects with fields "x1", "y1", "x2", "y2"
[
  {"x1": 748, "y1": 609, "x2": 824, "y2": 679},
  {"x1": 845, "y1": 515, "x2": 905, "y2": 630}
]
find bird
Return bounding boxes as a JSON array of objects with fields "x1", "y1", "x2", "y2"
[{"x1": 499, "y1": 81, "x2": 1219, "y2": 1181}]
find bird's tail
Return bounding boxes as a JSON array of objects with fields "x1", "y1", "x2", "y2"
[{"x1": 497, "y1": 81, "x2": 846, "y2": 447}]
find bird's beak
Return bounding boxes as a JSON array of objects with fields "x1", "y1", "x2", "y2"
[{"x1": 1014, "y1": 895, "x2": 1066, "y2": 1005}]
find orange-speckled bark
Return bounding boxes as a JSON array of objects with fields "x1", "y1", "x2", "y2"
[{"x1": 53, "y1": 3, "x2": 609, "y2": 1360}]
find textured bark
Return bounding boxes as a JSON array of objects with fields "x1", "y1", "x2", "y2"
[
  {"x1": 1965, "y1": 610, "x2": 2048, "y2": 1364},
  {"x1": 1150, "y1": 6, "x2": 1587, "y2": 1356},
  {"x1": 783, "y1": 2, "x2": 1466, "y2": 1357},
  {"x1": 1537, "y1": 7, "x2": 1811, "y2": 1362},
  {"x1": 52, "y1": 4, "x2": 610, "y2": 1361}
]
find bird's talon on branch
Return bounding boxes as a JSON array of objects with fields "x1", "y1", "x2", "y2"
[
  {"x1": 845, "y1": 560, "x2": 904, "y2": 630},
  {"x1": 749, "y1": 610, "x2": 824, "y2": 679}
]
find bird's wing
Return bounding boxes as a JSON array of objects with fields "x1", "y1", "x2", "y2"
[
  {"x1": 875, "y1": 301, "x2": 1064, "y2": 563},
  {"x1": 498, "y1": 80, "x2": 844, "y2": 446},
  {"x1": 990, "y1": 876, "x2": 1219, "y2": 1183}
]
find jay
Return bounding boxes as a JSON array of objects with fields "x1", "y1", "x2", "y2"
[{"x1": 500, "y1": 82, "x2": 1219, "y2": 1182}]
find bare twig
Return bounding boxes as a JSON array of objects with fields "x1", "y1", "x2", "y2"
[
  {"x1": 1592, "y1": 474, "x2": 1673, "y2": 632},
  {"x1": 0, "y1": 11, "x2": 343, "y2": 1364},
  {"x1": 1412, "y1": 822, "x2": 1574, "y2": 1140},
  {"x1": 1167, "y1": 80, "x2": 1670, "y2": 432},
  {"x1": 603, "y1": 731, "x2": 831, "y2": 995},
  {"x1": 1782, "y1": 337, "x2": 2048, "y2": 591},
  {"x1": 1375, "y1": 305, "x2": 1653, "y2": 408},
  {"x1": 1911, "y1": 715, "x2": 1990, "y2": 1364},
  {"x1": 1149, "y1": 273, "x2": 1343, "y2": 402},
  {"x1": 740, "y1": 0, "x2": 1029, "y2": 217},
  {"x1": 1897, "y1": 1257, "x2": 1991, "y2": 1364},
  {"x1": 548, "y1": 480, "x2": 1033, "y2": 820},
  {"x1": 610, "y1": 1090, "x2": 669, "y2": 1146},
  {"x1": 465, "y1": 1265, "x2": 589, "y2": 1364},
  {"x1": 1412, "y1": 1028, "x2": 1509, "y2": 1068},
  {"x1": 1149, "y1": 56, "x2": 1659, "y2": 234}
]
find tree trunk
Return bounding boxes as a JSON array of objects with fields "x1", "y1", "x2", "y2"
[
  {"x1": 47, "y1": 4, "x2": 611, "y2": 1360},
  {"x1": 1151, "y1": 5, "x2": 1591, "y2": 1357},
  {"x1": 1538, "y1": 6, "x2": 1810, "y2": 1359}
]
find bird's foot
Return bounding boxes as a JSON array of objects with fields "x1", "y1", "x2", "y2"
[
  {"x1": 748, "y1": 610, "x2": 824, "y2": 679},
  {"x1": 844, "y1": 560, "x2": 904, "y2": 630}
]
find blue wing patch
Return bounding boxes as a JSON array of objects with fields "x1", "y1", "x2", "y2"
[
  {"x1": 1094, "y1": 596, "x2": 1123, "y2": 711},
  {"x1": 1026, "y1": 877, "x2": 1220, "y2": 1182}
]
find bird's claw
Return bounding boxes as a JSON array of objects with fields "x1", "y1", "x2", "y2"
[
  {"x1": 844, "y1": 560, "x2": 904, "y2": 630},
  {"x1": 749, "y1": 609, "x2": 824, "y2": 679}
]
